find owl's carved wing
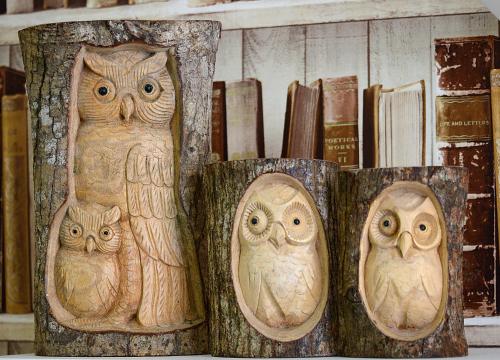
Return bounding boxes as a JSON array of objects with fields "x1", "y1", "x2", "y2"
[
  {"x1": 96, "y1": 271, "x2": 119, "y2": 312},
  {"x1": 126, "y1": 143, "x2": 184, "y2": 267},
  {"x1": 371, "y1": 272, "x2": 390, "y2": 313},
  {"x1": 421, "y1": 273, "x2": 441, "y2": 310}
]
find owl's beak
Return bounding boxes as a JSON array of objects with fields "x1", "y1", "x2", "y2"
[
  {"x1": 120, "y1": 95, "x2": 134, "y2": 124},
  {"x1": 86, "y1": 235, "x2": 96, "y2": 254},
  {"x1": 269, "y1": 224, "x2": 286, "y2": 250},
  {"x1": 398, "y1": 231, "x2": 413, "y2": 259}
]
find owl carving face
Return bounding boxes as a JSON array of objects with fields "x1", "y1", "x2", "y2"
[
  {"x1": 78, "y1": 49, "x2": 175, "y2": 126},
  {"x1": 232, "y1": 173, "x2": 328, "y2": 342},
  {"x1": 59, "y1": 203, "x2": 122, "y2": 254},
  {"x1": 359, "y1": 182, "x2": 447, "y2": 341}
]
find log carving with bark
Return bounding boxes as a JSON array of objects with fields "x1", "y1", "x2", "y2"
[
  {"x1": 204, "y1": 159, "x2": 337, "y2": 357},
  {"x1": 19, "y1": 20, "x2": 220, "y2": 356},
  {"x1": 332, "y1": 167, "x2": 468, "y2": 358}
]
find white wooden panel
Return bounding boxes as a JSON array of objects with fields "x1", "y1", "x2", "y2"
[
  {"x1": 9, "y1": 45, "x2": 23, "y2": 72},
  {"x1": 214, "y1": 29, "x2": 242, "y2": 82},
  {"x1": 430, "y1": 13, "x2": 499, "y2": 164},
  {"x1": 306, "y1": 21, "x2": 368, "y2": 159},
  {"x1": 369, "y1": 17, "x2": 432, "y2": 165},
  {"x1": 243, "y1": 26, "x2": 305, "y2": 157},
  {"x1": 0, "y1": 45, "x2": 10, "y2": 66}
]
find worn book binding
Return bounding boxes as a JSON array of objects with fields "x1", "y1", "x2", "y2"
[
  {"x1": 85, "y1": 0, "x2": 117, "y2": 7},
  {"x1": 0, "y1": 67, "x2": 26, "y2": 312},
  {"x1": 6, "y1": 0, "x2": 33, "y2": 13},
  {"x1": 363, "y1": 80, "x2": 426, "y2": 168},
  {"x1": 435, "y1": 35, "x2": 499, "y2": 317},
  {"x1": 226, "y1": 78, "x2": 265, "y2": 160},
  {"x1": 2, "y1": 94, "x2": 31, "y2": 314},
  {"x1": 435, "y1": 36, "x2": 500, "y2": 96},
  {"x1": 322, "y1": 75, "x2": 359, "y2": 169},
  {"x1": 281, "y1": 80, "x2": 322, "y2": 159},
  {"x1": 211, "y1": 81, "x2": 227, "y2": 162}
]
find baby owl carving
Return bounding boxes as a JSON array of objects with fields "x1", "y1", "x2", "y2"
[
  {"x1": 59, "y1": 46, "x2": 192, "y2": 330},
  {"x1": 55, "y1": 203, "x2": 121, "y2": 318},
  {"x1": 236, "y1": 177, "x2": 323, "y2": 331},
  {"x1": 363, "y1": 183, "x2": 445, "y2": 338}
]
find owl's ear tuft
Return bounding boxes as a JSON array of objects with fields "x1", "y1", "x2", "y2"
[
  {"x1": 104, "y1": 206, "x2": 121, "y2": 224},
  {"x1": 139, "y1": 51, "x2": 168, "y2": 74},
  {"x1": 68, "y1": 205, "x2": 80, "y2": 222},
  {"x1": 83, "y1": 52, "x2": 114, "y2": 76}
]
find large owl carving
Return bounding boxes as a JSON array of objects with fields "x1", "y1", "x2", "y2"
[
  {"x1": 236, "y1": 177, "x2": 323, "y2": 331},
  {"x1": 363, "y1": 184, "x2": 445, "y2": 337},
  {"x1": 55, "y1": 203, "x2": 121, "y2": 319},
  {"x1": 71, "y1": 47, "x2": 189, "y2": 327}
]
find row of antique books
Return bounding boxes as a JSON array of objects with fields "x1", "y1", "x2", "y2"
[
  {"x1": 0, "y1": 67, "x2": 31, "y2": 314},
  {"x1": 0, "y1": 0, "x2": 241, "y2": 13},
  {"x1": 211, "y1": 35, "x2": 500, "y2": 317}
]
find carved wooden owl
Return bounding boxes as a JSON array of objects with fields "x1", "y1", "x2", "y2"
[
  {"x1": 55, "y1": 203, "x2": 121, "y2": 319},
  {"x1": 237, "y1": 179, "x2": 322, "y2": 329},
  {"x1": 364, "y1": 184, "x2": 444, "y2": 335},
  {"x1": 74, "y1": 48, "x2": 189, "y2": 328}
]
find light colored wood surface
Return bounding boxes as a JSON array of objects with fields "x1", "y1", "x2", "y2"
[
  {"x1": 214, "y1": 29, "x2": 242, "y2": 82},
  {"x1": 0, "y1": 0, "x2": 489, "y2": 45},
  {"x1": 369, "y1": 17, "x2": 432, "y2": 165},
  {"x1": 0, "y1": 314, "x2": 34, "y2": 342},
  {"x1": 243, "y1": 26, "x2": 305, "y2": 157},
  {"x1": 0, "y1": 46, "x2": 10, "y2": 66}
]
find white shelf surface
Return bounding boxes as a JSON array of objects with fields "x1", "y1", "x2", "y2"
[
  {"x1": 0, "y1": 313, "x2": 34, "y2": 342},
  {"x1": 1, "y1": 348, "x2": 500, "y2": 359},
  {"x1": 0, "y1": 0, "x2": 490, "y2": 45}
]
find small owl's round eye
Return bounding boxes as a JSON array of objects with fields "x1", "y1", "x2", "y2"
[
  {"x1": 378, "y1": 212, "x2": 398, "y2": 236},
  {"x1": 93, "y1": 79, "x2": 116, "y2": 103},
  {"x1": 283, "y1": 202, "x2": 315, "y2": 244},
  {"x1": 247, "y1": 209, "x2": 268, "y2": 235},
  {"x1": 99, "y1": 226, "x2": 114, "y2": 241},
  {"x1": 144, "y1": 83, "x2": 154, "y2": 93},
  {"x1": 413, "y1": 213, "x2": 440, "y2": 249},
  {"x1": 69, "y1": 224, "x2": 82, "y2": 238},
  {"x1": 98, "y1": 86, "x2": 108, "y2": 96},
  {"x1": 139, "y1": 78, "x2": 161, "y2": 101}
]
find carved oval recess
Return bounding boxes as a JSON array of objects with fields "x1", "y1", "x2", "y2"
[
  {"x1": 231, "y1": 173, "x2": 329, "y2": 342},
  {"x1": 359, "y1": 181, "x2": 448, "y2": 341}
]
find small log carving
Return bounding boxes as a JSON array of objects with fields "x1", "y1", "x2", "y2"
[
  {"x1": 332, "y1": 167, "x2": 468, "y2": 358},
  {"x1": 204, "y1": 159, "x2": 336, "y2": 357},
  {"x1": 19, "y1": 20, "x2": 220, "y2": 356}
]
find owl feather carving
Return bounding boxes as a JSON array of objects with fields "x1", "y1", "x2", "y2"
[
  {"x1": 69, "y1": 48, "x2": 190, "y2": 328},
  {"x1": 238, "y1": 182, "x2": 322, "y2": 328},
  {"x1": 365, "y1": 187, "x2": 443, "y2": 332}
]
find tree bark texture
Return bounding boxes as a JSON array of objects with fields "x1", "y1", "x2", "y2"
[
  {"x1": 332, "y1": 167, "x2": 468, "y2": 358},
  {"x1": 19, "y1": 20, "x2": 220, "y2": 356},
  {"x1": 204, "y1": 158, "x2": 337, "y2": 357}
]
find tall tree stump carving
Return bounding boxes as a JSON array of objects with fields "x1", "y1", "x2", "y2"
[{"x1": 19, "y1": 20, "x2": 220, "y2": 356}]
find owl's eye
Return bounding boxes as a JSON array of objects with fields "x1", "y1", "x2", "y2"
[
  {"x1": 99, "y1": 226, "x2": 114, "y2": 241},
  {"x1": 283, "y1": 202, "x2": 315, "y2": 244},
  {"x1": 139, "y1": 78, "x2": 161, "y2": 101},
  {"x1": 247, "y1": 209, "x2": 269, "y2": 235},
  {"x1": 413, "y1": 213, "x2": 440, "y2": 249},
  {"x1": 93, "y1": 79, "x2": 116, "y2": 103},
  {"x1": 378, "y1": 212, "x2": 398, "y2": 236},
  {"x1": 69, "y1": 224, "x2": 83, "y2": 238}
]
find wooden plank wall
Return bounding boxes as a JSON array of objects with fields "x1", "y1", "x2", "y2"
[
  {"x1": 213, "y1": 13, "x2": 499, "y2": 160},
  {"x1": 0, "y1": 13, "x2": 497, "y2": 160}
]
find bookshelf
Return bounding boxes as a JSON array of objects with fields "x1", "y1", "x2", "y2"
[
  {"x1": 0, "y1": 313, "x2": 34, "y2": 342},
  {"x1": 0, "y1": 0, "x2": 489, "y2": 45}
]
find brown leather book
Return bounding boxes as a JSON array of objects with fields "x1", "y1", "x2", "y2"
[
  {"x1": 226, "y1": 79, "x2": 264, "y2": 160},
  {"x1": 2, "y1": 94, "x2": 31, "y2": 314},
  {"x1": 281, "y1": 80, "x2": 322, "y2": 159},
  {"x1": 436, "y1": 94, "x2": 496, "y2": 316},
  {"x1": 492, "y1": 70, "x2": 500, "y2": 302},
  {"x1": 66, "y1": 0, "x2": 86, "y2": 6},
  {"x1": 435, "y1": 36, "x2": 500, "y2": 95},
  {"x1": 0, "y1": 67, "x2": 26, "y2": 312},
  {"x1": 322, "y1": 75, "x2": 359, "y2": 169},
  {"x1": 211, "y1": 81, "x2": 227, "y2": 162},
  {"x1": 363, "y1": 80, "x2": 426, "y2": 168},
  {"x1": 43, "y1": 0, "x2": 64, "y2": 8}
]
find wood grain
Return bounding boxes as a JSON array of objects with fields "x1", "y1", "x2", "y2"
[
  {"x1": 243, "y1": 26, "x2": 305, "y2": 157},
  {"x1": 369, "y1": 17, "x2": 432, "y2": 165}
]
